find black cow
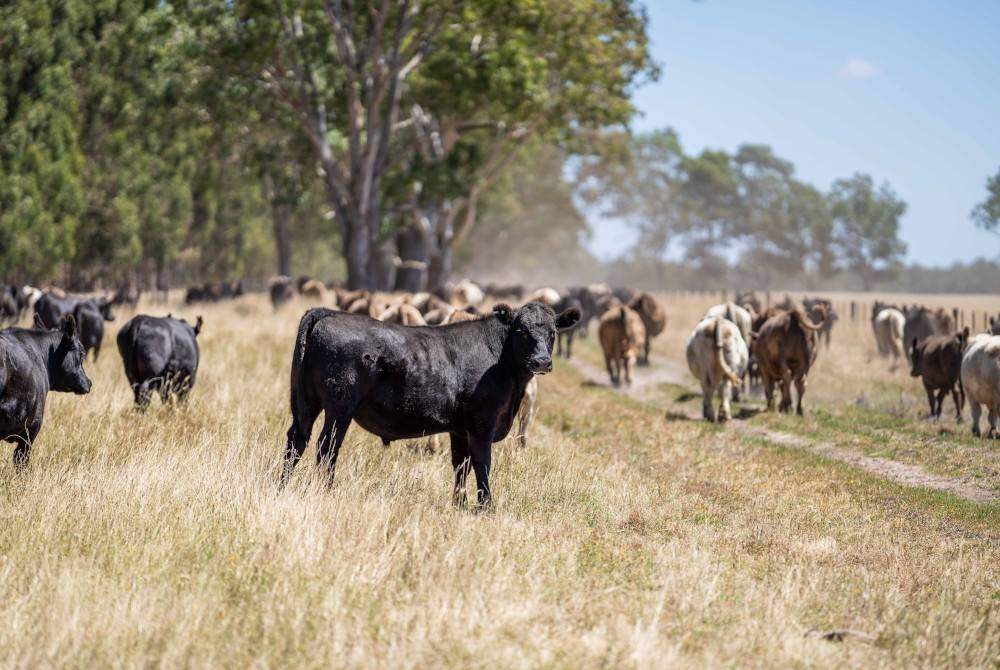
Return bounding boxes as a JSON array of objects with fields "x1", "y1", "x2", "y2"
[
  {"x1": 553, "y1": 295, "x2": 583, "y2": 359},
  {"x1": 73, "y1": 302, "x2": 106, "y2": 361},
  {"x1": 35, "y1": 293, "x2": 115, "y2": 329},
  {"x1": 282, "y1": 302, "x2": 581, "y2": 507},
  {"x1": 116, "y1": 314, "x2": 203, "y2": 407},
  {"x1": 910, "y1": 330, "x2": 967, "y2": 421},
  {"x1": 0, "y1": 315, "x2": 92, "y2": 468},
  {"x1": 269, "y1": 277, "x2": 296, "y2": 310}
]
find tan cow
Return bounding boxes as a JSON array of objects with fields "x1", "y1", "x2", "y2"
[
  {"x1": 753, "y1": 309, "x2": 823, "y2": 415},
  {"x1": 628, "y1": 292, "x2": 666, "y2": 366},
  {"x1": 598, "y1": 305, "x2": 646, "y2": 387},
  {"x1": 377, "y1": 304, "x2": 427, "y2": 326},
  {"x1": 299, "y1": 279, "x2": 329, "y2": 304}
]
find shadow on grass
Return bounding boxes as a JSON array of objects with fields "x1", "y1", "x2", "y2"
[{"x1": 675, "y1": 392, "x2": 701, "y2": 403}]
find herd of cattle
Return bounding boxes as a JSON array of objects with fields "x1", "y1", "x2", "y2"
[{"x1": 3, "y1": 278, "x2": 1000, "y2": 506}]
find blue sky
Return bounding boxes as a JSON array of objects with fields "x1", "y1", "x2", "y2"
[{"x1": 588, "y1": 0, "x2": 1000, "y2": 267}]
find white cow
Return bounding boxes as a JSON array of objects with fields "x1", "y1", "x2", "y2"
[
  {"x1": 526, "y1": 287, "x2": 561, "y2": 307},
  {"x1": 960, "y1": 333, "x2": 1000, "y2": 438},
  {"x1": 686, "y1": 316, "x2": 748, "y2": 422},
  {"x1": 452, "y1": 279, "x2": 484, "y2": 308},
  {"x1": 704, "y1": 302, "x2": 753, "y2": 347},
  {"x1": 873, "y1": 308, "x2": 906, "y2": 364}
]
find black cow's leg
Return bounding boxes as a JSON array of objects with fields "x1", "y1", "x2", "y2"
[
  {"x1": 450, "y1": 432, "x2": 471, "y2": 507},
  {"x1": 282, "y1": 402, "x2": 320, "y2": 487},
  {"x1": 924, "y1": 386, "x2": 936, "y2": 419},
  {"x1": 935, "y1": 388, "x2": 947, "y2": 420},
  {"x1": 469, "y1": 434, "x2": 493, "y2": 508},
  {"x1": 12, "y1": 422, "x2": 40, "y2": 472},
  {"x1": 566, "y1": 331, "x2": 574, "y2": 359},
  {"x1": 12, "y1": 438, "x2": 30, "y2": 472},
  {"x1": 135, "y1": 379, "x2": 156, "y2": 408},
  {"x1": 316, "y1": 413, "x2": 352, "y2": 486},
  {"x1": 93, "y1": 341, "x2": 101, "y2": 362}
]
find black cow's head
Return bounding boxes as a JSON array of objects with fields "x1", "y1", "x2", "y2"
[
  {"x1": 97, "y1": 298, "x2": 115, "y2": 322},
  {"x1": 496, "y1": 302, "x2": 581, "y2": 375},
  {"x1": 50, "y1": 315, "x2": 92, "y2": 394}
]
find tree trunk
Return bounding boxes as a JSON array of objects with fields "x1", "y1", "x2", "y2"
[
  {"x1": 343, "y1": 218, "x2": 370, "y2": 290},
  {"x1": 427, "y1": 242, "x2": 453, "y2": 292},
  {"x1": 263, "y1": 173, "x2": 293, "y2": 277},
  {"x1": 394, "y1": 222, "x2": 429, "y2": 292},
  {"x1": 372, "y1": 238, "x2": 397, "y2": 291}
]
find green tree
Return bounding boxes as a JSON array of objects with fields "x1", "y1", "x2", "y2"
[
  {"x1": 829, "y1": 173, "x2": 907, "y2": 290},
  {"x1": 971, "y1": 167, "x2": 1000, "y2": 233}
]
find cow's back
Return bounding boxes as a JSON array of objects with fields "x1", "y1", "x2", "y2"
[{"x1": 962, "y1": 335, "x2": 1000, "y2": 407}]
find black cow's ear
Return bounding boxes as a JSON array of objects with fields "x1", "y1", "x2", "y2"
[
  {"x1": 194, "y1": 316, "x2": 203, "y2": 336},
  {"x1": 556, "y1": 307, "x2": 581, "y2": 331},
  {"x1": 493, "y1": 303, "x2": 514, "y2": 324},
  {"x1": 60, "y1": 314, "x2": 77, "y2": 338}
]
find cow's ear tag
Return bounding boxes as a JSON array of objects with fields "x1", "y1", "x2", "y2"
[{"x1": 493, "y1": 303, "x2": 514, "y2": 324}]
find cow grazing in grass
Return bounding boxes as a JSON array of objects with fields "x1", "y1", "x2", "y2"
[
  {"x1": 960, "y1": 333, "x2": 1000, "y2": 438},
  {"x1": 686, "y1": 316, "x2": 748, "y2": 422},
  {"x1": 598, "y1": 305, "x2": 646, "y2": 387},
  {"x1": 116, "y1": 314, "x2": 203, "y2": 407},
  {"x1": 35, "y1": 293, "x2": 115, "y2": 329},
  {"x1": 0, "y1": 315, "x2": 92, "y2": 469},
  {"x1": 910, "y1": 330, "x2": 968, "y2": 422},
  {"x1": 35, "y1": 294, "x2": 115, "y2": 360},
  {"x1": 282, "y1": 302, "x2": 580, "y2": 507},
  {"x1": 628, "y1": 292, "x2": 666, "y2": 366},
  {"x1": 73, "y1": 301, "x2": 106, "y2": 361},
  {"x1": 753, "y1": 309, "x2": 823, "y2": 415}
]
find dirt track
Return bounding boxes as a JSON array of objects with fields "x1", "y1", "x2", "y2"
[{"x1": 566, "y1": 352, "x2": 999, "y2": 504}]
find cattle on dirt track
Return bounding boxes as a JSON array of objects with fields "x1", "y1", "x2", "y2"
[
  {"x1": 629, "y1": 292, "x2": 666, "y2": 366},
  {"x1": 910, "y1": 330, "x2": 967, "y2": 422},
  {"x1": 752, "y1": 309, "x2": 823, "y2": 415},
  {"x1": 903, "y1": 307, "x2": 955, "y2": 360},
  {"x1": 686, "y1": 316, "x2": 748, "y2": 423},
  {"x1": 598, "y1": 305, "x2": 645, "y2": 387},
  {"x1": 282, "y1": 302, "x2": 580, "y2": 507},
  {"x1": 960, "y1": 333, "x2": 1000, "y2": 438},
  {"x1": 0, "y1": 316, "x2": 92, "y2": 469}
]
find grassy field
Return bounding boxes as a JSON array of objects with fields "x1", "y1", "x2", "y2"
[{"x1": 1, "y1": 292, "x2": 998, "y2": 667}]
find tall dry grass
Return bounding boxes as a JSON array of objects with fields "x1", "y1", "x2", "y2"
[{"x1": 0, "y1": 292, "x2": 997, "y2": 667}]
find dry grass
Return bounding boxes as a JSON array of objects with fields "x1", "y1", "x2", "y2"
[{"x1": 0, "y1": 292, "x2": 998, "y2": 667}]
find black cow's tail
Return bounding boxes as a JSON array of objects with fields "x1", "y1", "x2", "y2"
[{"x1": 289, "y1": 308, "x2": 329, "y2": 415}]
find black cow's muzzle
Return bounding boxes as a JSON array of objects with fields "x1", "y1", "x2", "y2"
[{"x1": 529, "y1": 357, "x2": 553, "y2": 374}]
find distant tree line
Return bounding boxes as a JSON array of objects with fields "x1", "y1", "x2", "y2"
[{"x1": 576, "y1": 129, "x2": 911, "y2": 291}]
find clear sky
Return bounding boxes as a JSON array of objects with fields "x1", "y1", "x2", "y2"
[{"x1": 589, "y1": 0, "x2": 1000, "y2": 267}]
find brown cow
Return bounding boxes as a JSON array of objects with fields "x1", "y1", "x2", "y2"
[
  {"x1": 910, "y1": 330, "x2": 968, "y2": 421},
  {"x1": 628, "y1": 292, "x2": 666, "y2": 366},
  {"x1": 753, "y1": 309, "x2": 823, "y2": 415},
  {"x1": 598, "y1": 305, "x2": 646, "y2": 387}
]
